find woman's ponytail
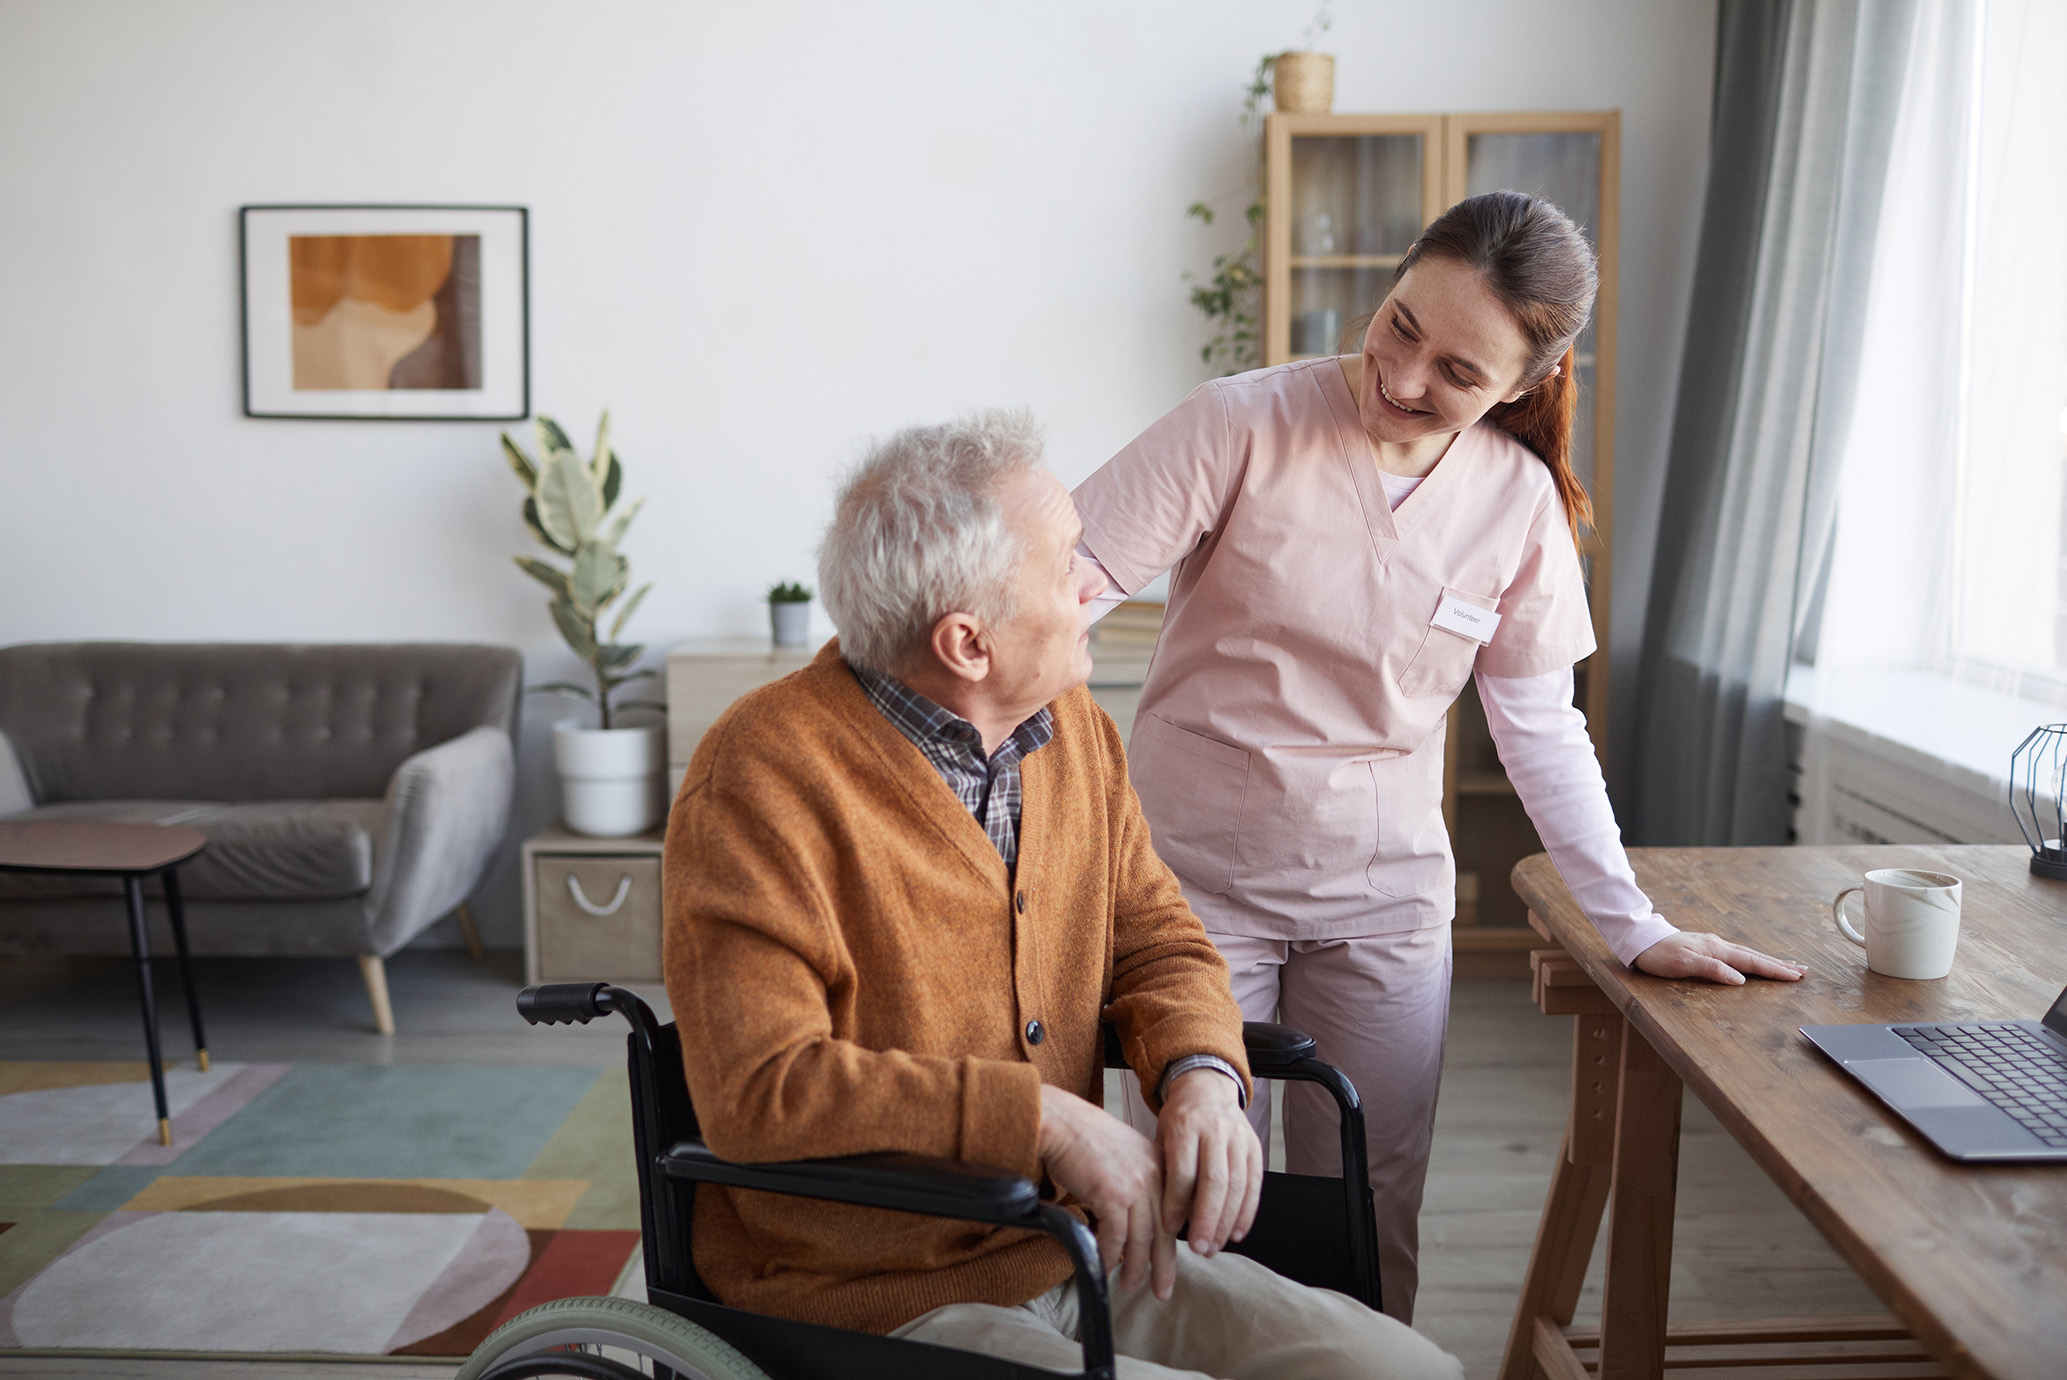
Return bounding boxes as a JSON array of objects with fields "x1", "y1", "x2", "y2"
[{"x1": 1485, "y1": 346, "x2": 1592, "y2": 538}]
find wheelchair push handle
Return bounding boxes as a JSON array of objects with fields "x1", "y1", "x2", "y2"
[{"x1": 517, "y1": 982, "x2": 617, "y2": 1026}]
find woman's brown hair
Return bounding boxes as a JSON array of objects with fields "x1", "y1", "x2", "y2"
[{"x1": 1363, "y1": 190, "x2": 1599, "y2": 537}]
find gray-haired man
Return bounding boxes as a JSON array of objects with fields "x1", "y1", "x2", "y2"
[{"x1": 663, "y1": 409, "x2": 1461, "y2": 1380}]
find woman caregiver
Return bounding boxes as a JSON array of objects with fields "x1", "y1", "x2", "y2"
[{"x1": 1072, "y1": 191, "x2": 1804, "y2": 1323}]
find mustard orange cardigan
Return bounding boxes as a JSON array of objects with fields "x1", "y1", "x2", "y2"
[{"x1": 662, "y1": 642, "x2": 1249, "y2": 1334}]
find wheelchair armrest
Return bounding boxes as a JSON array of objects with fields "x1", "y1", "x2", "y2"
[
  {"x1": 662, "y1": 1139, "x2": 1041, "y2": 1226},
  {"x1": 1099, "y1": 1020, "x2": 1320, "y2": 1077},
  {"x1": 1242, "y1": 1020, "x2": 1318, "y2": 1072},
  {"x1": 662, "y1": 1139, "x2": 1120, "y2": 1378}
]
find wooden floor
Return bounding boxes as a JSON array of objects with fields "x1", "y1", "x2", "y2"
[{"x1": 0, "y1": 953, "x2": 1881, "y2": 1379}]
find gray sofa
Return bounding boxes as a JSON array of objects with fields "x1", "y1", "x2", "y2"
[{"x1": 0, "y1": 642, "x2": 521, "y2": 1032}]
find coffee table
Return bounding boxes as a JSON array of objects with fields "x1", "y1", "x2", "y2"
[{"x1": 0, "y1": 819, "x2": 210, "y2": 1146}]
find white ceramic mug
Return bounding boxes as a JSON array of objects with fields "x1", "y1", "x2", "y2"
[{"x1": 1831, "y1": 868, "x2": 1963, "y2": 979}]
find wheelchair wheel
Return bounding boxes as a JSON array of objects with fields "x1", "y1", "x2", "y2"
[{"x1": 457, "y1": 1295, "x2": 773, "y2": 1380}]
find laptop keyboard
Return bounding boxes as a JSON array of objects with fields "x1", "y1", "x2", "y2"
[{"x1": 1893, "y1": 1023, "x2": 2067, "y2": 1147}]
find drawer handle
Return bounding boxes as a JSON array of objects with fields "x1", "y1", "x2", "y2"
[{"x1": 566, "y1": 875, "x2": 633, "y2": 917}]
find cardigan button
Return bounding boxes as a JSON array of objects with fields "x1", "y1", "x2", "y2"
[
  {"x1": 1015, "y1": 891, "x2": 1027, "y2": 913},
  {"x1": 1025, "y1": 1019, "x2": 1045, "y2": 1045}
]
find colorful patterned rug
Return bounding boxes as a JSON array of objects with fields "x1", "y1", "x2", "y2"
[{"x1": 0, "y1": 1057, "x2": 641, "y2": 1358}]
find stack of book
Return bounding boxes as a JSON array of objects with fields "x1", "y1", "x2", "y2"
[{"x1": 1088, "y1": 600, "x2": 1164, "y2": 688}]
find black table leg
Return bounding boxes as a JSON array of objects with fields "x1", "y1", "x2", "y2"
[
  {"x1": 160, "y1": 865, "x2": 208, "y2": 1072},
  {"x1": 123, "y1": 874, "x2": 173, "y2": 1146}
]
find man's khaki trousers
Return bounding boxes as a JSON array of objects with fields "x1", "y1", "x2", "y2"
[{"x1": 891, "y1": 1241, "x2": 1462, "y2": 1380}]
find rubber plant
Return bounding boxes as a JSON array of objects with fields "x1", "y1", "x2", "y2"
[{"x1": 502, "y1": 412, "x2": 658, "y2": 729}]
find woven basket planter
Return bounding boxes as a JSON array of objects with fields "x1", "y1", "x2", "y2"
[{"x1": 1272, "y1": 52, "x2": 1335, "y2": 114}]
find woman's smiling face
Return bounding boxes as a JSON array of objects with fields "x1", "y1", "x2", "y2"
[{"x1": 1357, "y1": 256, "x2": 1537, "y2": 447}]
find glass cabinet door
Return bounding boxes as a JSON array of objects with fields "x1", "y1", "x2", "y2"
[
  {"x1": 1449, "y1": 121, "x2": 1615, "y2": 511},
  {"x1": 1446, "y1": 113, "x2": 1619, "y2": 742},
  {"x1": 1265, "y1": 115, "x2": 1443, "y2": 366}
]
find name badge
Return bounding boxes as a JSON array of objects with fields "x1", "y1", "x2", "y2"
[{"x1": 1430, "y1": 592, "x2": 1500, "y2": 644}]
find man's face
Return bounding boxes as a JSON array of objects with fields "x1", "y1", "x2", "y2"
[{"x1": 984, "y1": 468, "x2": 1107, "y2": 711}]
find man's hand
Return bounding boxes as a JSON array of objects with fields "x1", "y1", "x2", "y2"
[
  {"x1": 1037, "y1": 1084, "x2": 1174, "y2": 1298},
  {"x1": 1156, "y1": 1068, "x2": 1262, "y2": 1262},
  {"x1": 1634, "y1": 930, "x2": 1806, "y2": 985}
]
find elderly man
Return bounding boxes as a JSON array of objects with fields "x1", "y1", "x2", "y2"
[{"x1": 662, "y1": 411, "x2": 1461, "y2": 1380}]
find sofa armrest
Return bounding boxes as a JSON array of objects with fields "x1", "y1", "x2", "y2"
[
  {"x1": 0, "y1": 730, "x2": 32, "y2": 817},
  {"x1": 363, "y1": 725, "x2": 514, "y2": 954}
]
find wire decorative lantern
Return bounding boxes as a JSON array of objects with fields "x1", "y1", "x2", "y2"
[{"x1": 2010, "y1": 724, "x2": 2067, "y2": 880}]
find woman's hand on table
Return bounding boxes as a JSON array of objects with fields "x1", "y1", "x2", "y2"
[{"x1": 1633, "y1": 931, "x2": 1807, "y2": 985}]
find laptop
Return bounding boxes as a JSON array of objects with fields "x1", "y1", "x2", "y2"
[{"x1": 1801, "y1": 985, "x2": 2067, "y2": 1162}]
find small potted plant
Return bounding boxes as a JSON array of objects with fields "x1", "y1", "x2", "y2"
[
  {"x1": 768, "y1": 581, "x2": 814, "y2": 649},
  {"x1": 503, "y1": 411, "x2": 666, "y2": 837},
  {"x1": 1272, "y1": 2, "x2": 1335, "y2": 113}
]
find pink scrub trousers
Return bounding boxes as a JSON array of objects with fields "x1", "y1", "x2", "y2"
[{"x1": 1122, "y1": 892, "x2": 1452, "y2": 1325}]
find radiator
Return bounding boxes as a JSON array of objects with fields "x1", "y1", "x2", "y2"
[{"x1": 1784, "y1": 670, "x2": 2039, "y2": 847}]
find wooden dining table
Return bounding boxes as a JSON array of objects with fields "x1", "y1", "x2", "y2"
[{"x1": 1500, "y1": 844, "x2": 2067, "y2": 1380}]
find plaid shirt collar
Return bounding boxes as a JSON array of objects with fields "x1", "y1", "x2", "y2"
[
  {"x1": 846, "y1": 660, "x2": 1241, "y2": 1107},
  {"x1": 848, "y1": 661, "x2": 1054, "y2": 867}
]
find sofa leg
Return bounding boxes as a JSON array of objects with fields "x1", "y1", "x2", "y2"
[
  {"x1": 357, "y1": 955, "x2": 395, "y2": 1035},
  {"x1": 452, "y1": 902, "x2": 485, "y2": 962}
]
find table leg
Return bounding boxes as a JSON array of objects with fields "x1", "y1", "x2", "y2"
[
  {"x1": 1596, "y1": 1018, "x2": 1682, "y2": 1380},
  {"x1": 122, "y1": 874, "x2": 173, "y2": 1147},
  {"x1": 1499, "y1": 1011, "x2": 1620, "y2": 1380},
  {"x1": 160, "y1": 865, "x2": 208, "y2": 1072}
]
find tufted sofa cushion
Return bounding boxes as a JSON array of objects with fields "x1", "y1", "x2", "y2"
[
  {"x1": 0, "y1": 643, "x2": 520, "y2": 803},
  {"x1": 0, "y1": 799, "x2": 384, "y2": 901}
]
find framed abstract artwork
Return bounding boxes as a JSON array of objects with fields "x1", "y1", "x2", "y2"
[{"x1": 240, "y1": 204, "x2": 529, "y2": 420}]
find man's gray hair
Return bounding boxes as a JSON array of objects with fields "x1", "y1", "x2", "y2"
[{"x1": 818, "y1": 409, "x2": 1048, "y2": 673}]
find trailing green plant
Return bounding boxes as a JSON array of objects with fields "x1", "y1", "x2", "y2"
[
  {"x1": 1183, "y1": 4, "x2": 1334, "y2": 376},
  {"x1": 1183, "y1": 55, "x2": 1274, "y2": 375},
  {"x1": 502, "y1": 411, "x2": 658, "y2": 730},
  {"x1": 767, "y1": 581, "x2": 813, "y2": 604}
]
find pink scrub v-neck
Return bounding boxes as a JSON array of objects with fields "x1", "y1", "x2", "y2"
[{"x1": 1073, "y1": 358, "x2": 1594, "y2": 939}]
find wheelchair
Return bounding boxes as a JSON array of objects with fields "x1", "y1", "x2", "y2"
[{"x1": 459, "y1": 982, "x2": 1383, "y2": 1380}]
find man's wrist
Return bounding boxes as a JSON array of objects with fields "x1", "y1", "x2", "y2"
[{"x1": 1156, "y1": 1054, "x2": 1247, "y2": 1109}]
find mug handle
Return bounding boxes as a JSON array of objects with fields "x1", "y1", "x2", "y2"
[{"x1": 1832, "y1": 886, "x2": 1868, "y2": 946}]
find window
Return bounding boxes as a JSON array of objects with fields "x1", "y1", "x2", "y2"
[{"x1": 1814, "y1": 0, "x2": 2067, "y2": 700}]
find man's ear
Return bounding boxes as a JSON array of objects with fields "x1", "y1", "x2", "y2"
[{"x1": 929, "y1": 611, "x2": 991, "y2": 685}]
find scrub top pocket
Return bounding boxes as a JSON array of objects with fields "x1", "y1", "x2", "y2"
[
  {"x1": 1129, "y1": 714, "x2": 1249, "y2": 895},
  {"x1": 1397, "y1": 585, "x2": 1497, "y2": 700}
]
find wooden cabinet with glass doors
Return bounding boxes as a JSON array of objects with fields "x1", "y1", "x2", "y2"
[{"x1": 1264, "y1": 111, "x2": 1620, "y2": 970}]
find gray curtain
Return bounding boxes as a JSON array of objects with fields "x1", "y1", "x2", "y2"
[{"x1": 1631, "y1": 0, "x2": 1920, "y2": 845}]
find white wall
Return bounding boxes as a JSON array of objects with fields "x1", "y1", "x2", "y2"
[{"x1": 0, "y1": 0, "x2": 1714, "y2": 945}]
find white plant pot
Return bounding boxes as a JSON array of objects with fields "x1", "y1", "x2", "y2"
[
  {"x1": 770, "y1": 600, "x2": 813, "y2": 648},
  {"x1": 554, "y1": 720, "x2": 666, "y2": 837}
]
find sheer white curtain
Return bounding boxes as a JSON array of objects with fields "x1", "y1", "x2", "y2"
[
  {"x1": 1813, "y1": 0, "x2": 2067, "y2": 701},
  {"x1": 1789, "y1": 0, "x2": 2067, "y2": 843}
]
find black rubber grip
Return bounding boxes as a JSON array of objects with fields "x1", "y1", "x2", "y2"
[
  {"x1": 516, "y1": 982, "x2": 614, "y2": 1026},
  {"x1": 1241, "y1": 1021, "x2": 1319, "y2": 1070},
  {"x1": 1099, "y1": 1019, "x2": 1320, "y2": 1073}
]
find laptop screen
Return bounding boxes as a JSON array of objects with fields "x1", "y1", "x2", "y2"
[{"x1": 2046, "y1": 986, "x2": 2067, "y2": 1040}]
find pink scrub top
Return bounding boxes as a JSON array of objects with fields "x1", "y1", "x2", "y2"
[{"x1": 1074, "y1": 358, "x2": 1596, "y2": 940}]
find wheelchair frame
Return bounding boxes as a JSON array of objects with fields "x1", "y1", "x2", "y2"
[{"x1": 517, "y1": 982, "x2": 1380, "y2": 1380}]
